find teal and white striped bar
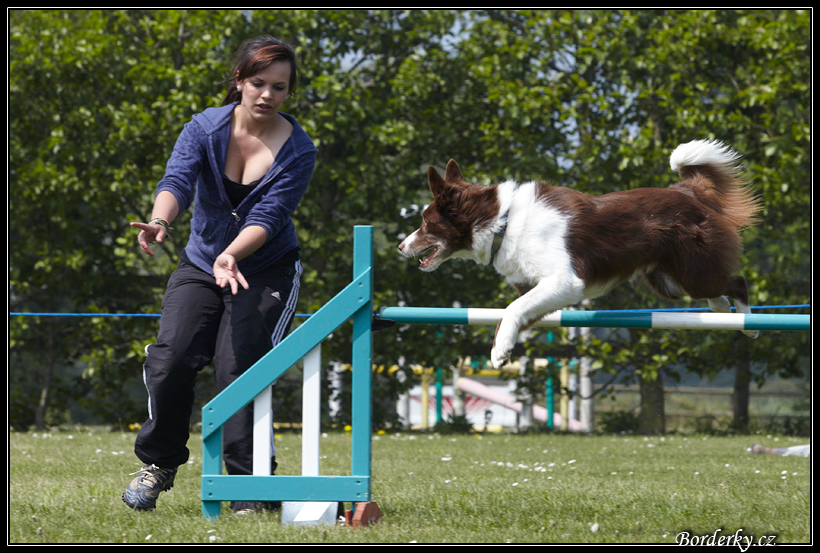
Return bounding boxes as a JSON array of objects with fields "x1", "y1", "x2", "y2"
[{"x1": 378, "y1": 307, "x2": 810, "y2": 332}]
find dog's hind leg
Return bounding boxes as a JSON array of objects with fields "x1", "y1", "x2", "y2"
[
  {"x1": 708, "y1": 277, "x2": 757, "y2": 339},
  {"x1": 644, "y1": 269, "x2": 685, "y2": 300},
  {"x1": 725, "y1": 275, "x2": 758, "y2": 339},
  {"x1": 707, "y1": 296, "x2": 732, "y2": 313}
]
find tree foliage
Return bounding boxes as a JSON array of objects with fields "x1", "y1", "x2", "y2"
[{"x1": 9, "y1": 9, "x2": 810, "y2": 430}]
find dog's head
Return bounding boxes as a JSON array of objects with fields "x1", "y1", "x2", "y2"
[{"x1": 398, "y1": 160, "x2": 498, "y2": 271}]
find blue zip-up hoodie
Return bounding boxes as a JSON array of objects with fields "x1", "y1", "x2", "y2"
[{"x1": 156, "y1": 103, "x2": 317, "y2": 276}]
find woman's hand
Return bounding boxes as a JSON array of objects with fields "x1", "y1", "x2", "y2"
[
  {"x1": 213, "y1": 253, "x2": 249, "y2": 295},
  {"x1": 130, "y1": 221, "x2": 168, "y2": 256},
  {"x1": 131, "y1": 193, "x2": 180, "y2": 256},
  {"x1": 213, "y1": 226, "x2": 266, "y2": 294}
]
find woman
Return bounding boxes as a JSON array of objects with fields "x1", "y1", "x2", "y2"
[{"x1": 123, "y1": 36, "x2": 317, "y2": 513}]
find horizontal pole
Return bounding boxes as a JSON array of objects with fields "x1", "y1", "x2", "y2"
[
  {"x1": 378, "y1": 307, "x2": 810, "y2": 332},
  {"x1": 10, "y1": 304, "x2": 810, "y2": 319}
]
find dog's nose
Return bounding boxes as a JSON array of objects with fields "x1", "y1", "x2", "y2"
[{"x1": 398, "y1": 230, "x2": 416, "y2": 257}]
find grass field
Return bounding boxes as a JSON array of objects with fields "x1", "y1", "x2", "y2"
[{"x1": 9, "y1": 428, "x2": 811, "y2": 544}]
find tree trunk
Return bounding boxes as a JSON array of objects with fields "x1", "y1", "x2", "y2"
[
  {"x1": 34, "y1": 323, "x2": 55, "y2": 430},
  {"x1": 638, "y1": 372, "x2": 665, "y2": 435},
  {"x1": 732, "y1": 353, "x2": 751, "y2": 430}
]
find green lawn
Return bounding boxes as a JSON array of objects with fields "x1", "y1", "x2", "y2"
[{"x1": 9, "y1": 428, "x2": 810, "y2": 544}]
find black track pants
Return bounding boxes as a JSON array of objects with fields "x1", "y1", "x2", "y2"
[{"x1": 134, "y1": 254, "x2": 301, "y2": 474}]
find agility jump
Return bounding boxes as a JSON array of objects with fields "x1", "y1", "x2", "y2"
[{"x1": 200, "y1": 226, "x2": 809, "y2": 521}]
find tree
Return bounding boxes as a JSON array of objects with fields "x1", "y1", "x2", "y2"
[
  {"x1": 609, "y1": 9, "x2": 811, "y2": 430},
  {"x1": 9, "y1": 10, "x2": 810, "y2": 431},
  {"x1": 526, "y1": 9, "x2": 811, "y2": 431},
  {"x1": 9, "y1": 9, "x2": 248, "y2": 427}
]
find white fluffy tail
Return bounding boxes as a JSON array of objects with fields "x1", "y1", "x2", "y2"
[
  {"x1": 669, "y1": 139, "x2": 760, "y2": 231},
  {"x1": 669, "y1": 139, "x2": 742, "y2": 175}
]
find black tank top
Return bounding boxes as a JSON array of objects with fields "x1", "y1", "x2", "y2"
[{"x1": 223, "y1": 174, "x2": 261, "y2": 208}]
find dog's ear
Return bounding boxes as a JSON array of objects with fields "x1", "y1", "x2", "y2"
[
  {"x1": 428, "y1": 165, "x2": 447, "y2": 198},
  {"x1": 444, "y1": 159, "x2": 465, "y2": 185}
]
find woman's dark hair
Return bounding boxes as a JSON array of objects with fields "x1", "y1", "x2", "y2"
[{"x1": 221, "y1": 36, "x2": 298, "y2": 106}]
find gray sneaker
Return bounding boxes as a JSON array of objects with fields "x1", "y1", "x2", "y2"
[{"x1": 122, "y1": 464, "x2": 178, "y2": 511}]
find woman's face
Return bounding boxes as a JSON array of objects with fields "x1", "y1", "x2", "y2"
[{"x1": 237, "y1": 60, "x2": 292, "y2": 124}]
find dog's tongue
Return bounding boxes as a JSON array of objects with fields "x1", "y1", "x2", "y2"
[{"x1": 419, "y1": 246, "x2": 439, "y2": 269}]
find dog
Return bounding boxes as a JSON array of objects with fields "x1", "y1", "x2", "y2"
[{"x1": 398, "y1": 139, "x2": 761, "y2": 368}]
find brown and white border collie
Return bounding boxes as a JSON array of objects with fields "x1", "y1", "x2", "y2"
[{"x1": 398, "y1": 140, "x2": 761, "y2": 368}]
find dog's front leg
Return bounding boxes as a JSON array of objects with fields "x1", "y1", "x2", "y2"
[
  {"x1": 491, "y1": 315, "x2": 518, "y2": 369},
  {"x1": 490, "y1": 279, "x2": 584, "y2": 369}
]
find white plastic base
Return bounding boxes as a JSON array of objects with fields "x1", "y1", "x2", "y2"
[{"x1": 280, "y1": 501, "x2": 340, "y2": 526}]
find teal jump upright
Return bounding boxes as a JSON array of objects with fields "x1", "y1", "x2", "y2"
[{"x1": 200, "y1": 226, "x2": 374, "y2": 520}]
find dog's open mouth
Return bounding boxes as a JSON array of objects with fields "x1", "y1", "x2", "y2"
[{"x1": 418, "y1": 245, "x2": 441, "y2": 270}]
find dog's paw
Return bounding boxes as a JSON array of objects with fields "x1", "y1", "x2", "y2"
[
  {"x1": 491, "y1": 324, "x2": 517, "y2": 368},
  {"x1": 491, "y1": 346, "x2": 511, "y2": 369},
  {"x1": 743, "y1": 329, "x2": 760, "y2": 339},
  {"x1": 490, "y1": 349, "x2": 508, "y2": 369}
]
